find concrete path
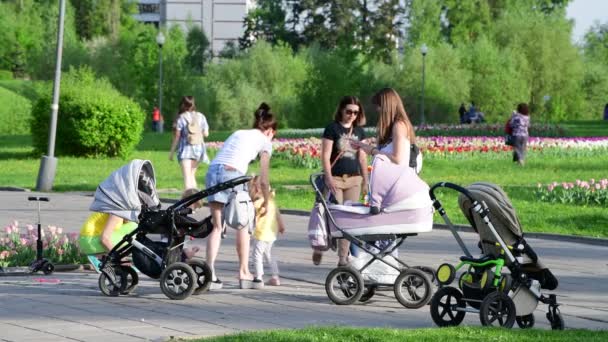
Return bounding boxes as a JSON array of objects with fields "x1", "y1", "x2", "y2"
[{"x1": 0, "y1": 191, "x2": 607, "y2": 341}]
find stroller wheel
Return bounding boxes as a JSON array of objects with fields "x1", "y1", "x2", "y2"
[
  {"x1": 547, "y1": 305, "x2": 565, "y2": 330},
  {"x1": 99, "y1": 266, "x2": 128, "y2": 297},
  {"x1": 479, "y1": 291, "x2": 516, "y2": 328},
  {"x1": 188, "y1": 259, "x2": 213, "y2": 295},
  {"x1": 430, "y1": 286, "x2": 466, "y2": 327},
  {"x1": 516, "y1": 314, "x2": 535, "y2": 329},
  {"x1": 160, "y1": 262, "x2": 197, "y2": 300},
  {"x1": 325, "y1": 266, "x2": 364, "y2": 305},
  {"x1": 394, "y1": 268, "x2": 433, "y2": 309},
  {"x1": 359, "y1": 285, "x2": 376, "y2": 303},
  {"x1": 119, "y1": 266, "x2": 139, "y2": 295},
  {"x1": 436, "y1": 263, "x2": 455, "y2": 285},
  {"x1": 42, "y1": 261, "x2": 55, "y2": 275}
]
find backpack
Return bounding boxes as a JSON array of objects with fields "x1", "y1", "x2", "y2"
[{"x1": 184, "y1": 112, "x2": 203, "y2": 145}]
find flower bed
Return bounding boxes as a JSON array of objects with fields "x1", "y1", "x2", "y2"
[
  {"x1": 535, "y1": 179, "x2": 608, "y2": 206},
  {"x1": 0, "y1": 221, "x2": 87, "y2": 268},
  {"x1": 207, "y1": 136, "x2": 608, "y2": 168}
]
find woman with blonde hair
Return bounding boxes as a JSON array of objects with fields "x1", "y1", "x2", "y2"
[
  {"x1": 351, "y1": 88, "x2": 429, "y2": 215},
  {"x1": 353, "y1": 88, "x2": 416, "y2": 165}
]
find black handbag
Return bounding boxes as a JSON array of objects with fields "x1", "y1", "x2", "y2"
[{"x1": 505, "y1": 135, "x2": 514, "y2": 146}]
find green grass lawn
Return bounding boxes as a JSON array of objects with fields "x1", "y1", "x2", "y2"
[
  {"x1": 186, "y1": 326, "x2": 607, "y2": 342},
  {"x1": 561, "y1": 120, "x2": 608, "y2": 137},
  {"x1": 2, "y1": 130, "x2": 608, "y2": 238}
]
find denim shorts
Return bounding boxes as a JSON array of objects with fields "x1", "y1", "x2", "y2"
[{"x1": 205, "y1": 164, "x2": 245, "y2": 204}]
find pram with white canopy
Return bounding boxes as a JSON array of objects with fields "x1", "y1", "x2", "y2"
[
  {"x1": 92, "y1": 159, "x2": 251, "y2": 300},
  {"x1": 309, "y1": 168, "x2": 436, "y2": 309},
  {"x1": 428, "y1": 182, "x2": 564, "y2": 329}
]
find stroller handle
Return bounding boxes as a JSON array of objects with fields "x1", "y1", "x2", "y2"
[
  {"x1": 429, "y1": 182, "x2": 475, "y2": 203},
  {"x1": 169, "y1": 175, "x2": 253, "y2": 211}
]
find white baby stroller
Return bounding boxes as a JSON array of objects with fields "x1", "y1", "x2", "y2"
[
  {"x1": 92, "y1": 159, "x2": 251, "y2": 300},
  {"x1": 309, "y1": 170, "x2": 436, "y2": 309},
  {"x1": 428, "y1": 182, "x2": 564, "y2": 329}
]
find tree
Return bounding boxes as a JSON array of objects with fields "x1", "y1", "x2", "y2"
[
  {"x1": 583, "y1": 22, "x2": 608, "y2": 64},
  {"x1": 239, "y1": 0, "x2": 296, "y2": 50},
  {"x1": 186, "y1": 25, "x2": 211, "y2": 74},
  {"x1": 70, "y1": 0, "x2": 123, "y2": 40}
]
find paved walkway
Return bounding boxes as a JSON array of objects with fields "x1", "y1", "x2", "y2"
[{"x1": 1, "y1": 191, "x2": 607, "y2": 341}]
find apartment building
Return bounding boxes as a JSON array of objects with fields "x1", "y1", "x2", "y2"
[{"x1": 133, "y1": 0, "x2": 255, "y2": 55}]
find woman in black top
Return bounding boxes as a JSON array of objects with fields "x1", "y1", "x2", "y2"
[{"x1": 314, "y1": 96, "x2": 368, "y2": 266}]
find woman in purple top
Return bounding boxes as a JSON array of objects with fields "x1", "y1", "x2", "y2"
[{"x1": 510, "y1": 103, "x2": 530, "y2": 166}]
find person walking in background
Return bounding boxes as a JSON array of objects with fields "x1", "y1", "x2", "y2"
[
  {"x1": 205, "y1": 103, "x2": 277, "y2": 290},
  {"x1": 509, "y1": 103, "x2": 530, "y2": 166},
  {"x1": 169, "y1": 96, "x2": 209, "y2": 190},
  {"x1": 249, "y1": 175, "x2": 286, "y2": 288},
  {"x1": 458, "y1": 103, "x2": 467, "y2": 124},
  {"x1": 152, "y1": 107, "x2": 163, "y2": 133},
  {"x1": 312, "y1": 96, "x2": 368, "y2": 267},
  {"x1": 466, "y1": 102, "x2": 476, "y2": 124},
  {"x1": 603, "y1": 103, "x2": 608, "y2": 121}
]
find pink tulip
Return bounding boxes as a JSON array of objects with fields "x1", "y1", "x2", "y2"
[
  {"x1": 48, "y1": 226, "x2": 57, "y2": 235},
  {"x1": 4, "y1": 226, "x2": 12, "y2": 234},
  {"x1": 57, "y1": 227, "x2": 63, "y2": 235}
]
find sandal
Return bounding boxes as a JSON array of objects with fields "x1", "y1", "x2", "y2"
[{"x1": 239, "y1": 279, "x2": 253, "y2": 289}]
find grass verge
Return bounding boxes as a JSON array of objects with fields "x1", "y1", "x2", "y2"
[{"x1": 184, "y1": 326, "x2": 608, "y2": 342}]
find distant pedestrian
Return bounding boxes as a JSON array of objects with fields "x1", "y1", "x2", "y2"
[
  {"x1": 152, "y1": 107, "x2": 163, "y2": 133},
  {"x1": 603, "y1": 103, "x2": 608, "y2": 121},
  {"x1": 458, "y1": 103, "x2": 467, "y2": 124},
  {"x1": 169, "y1": 96, "x2": 210, "y2": 190},
  {"x1": 509, "y1": 103, "x2": 530, "y2": 166}
]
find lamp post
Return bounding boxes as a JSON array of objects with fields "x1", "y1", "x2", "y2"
[
  {"x1": 420, "y1": 44, "x2": 428, "y2": 125},
  {"x1": 36, "y1": 0, "x2": 66, "y2": 191},
  {"x1": 156, "y1": 31, "x2": 165, "y2": 131}
]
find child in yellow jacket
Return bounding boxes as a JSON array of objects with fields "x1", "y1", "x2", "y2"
[{"x1": 249, "y1": 176, "x2": 286, "y2": 288}]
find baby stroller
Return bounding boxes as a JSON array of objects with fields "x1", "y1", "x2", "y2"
[
  {"x1": 309, "y1": 172, "x2": 436, "y2": 309},
  {"x1": 428, "y1": 182, "x2": 564, "y2": 329},
  {"x1": 93, "y1": 159, "x2": 251, "y2": 300}
]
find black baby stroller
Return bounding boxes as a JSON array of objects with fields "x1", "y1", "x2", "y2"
[
  {"x1": 428, "y1": 182, "x2": 564, "y2": 329},
  {"x1": 93, "y1": 159, "x2": 251, "y2": 300}
]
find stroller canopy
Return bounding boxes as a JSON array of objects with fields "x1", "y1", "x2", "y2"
[
  {"x1": 457, "y1": 182, "x2": 523, "y2": 245},
  {"x1": 90, "y1": 159, "x2": 160, "y2": 223}
]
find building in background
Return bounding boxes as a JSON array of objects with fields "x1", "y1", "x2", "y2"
[{"x1": 133, "y1": 0, "x2": 254, "y2": 55}]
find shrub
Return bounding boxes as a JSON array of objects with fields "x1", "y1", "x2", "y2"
[
  {"x1": 0, "y1": 86, "x2": 31, "y2": 134},
  {"x1": 30, "y1": 67, "x2": 145, "y2": 158}
]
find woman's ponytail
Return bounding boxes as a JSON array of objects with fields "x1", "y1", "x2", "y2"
[{"x1": 253, "y1": 102, "x2": 278, "y2": 131}]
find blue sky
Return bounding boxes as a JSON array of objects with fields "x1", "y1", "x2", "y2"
[{"x1": 567, "y1": 0, "x2": 608, "y2": 42}]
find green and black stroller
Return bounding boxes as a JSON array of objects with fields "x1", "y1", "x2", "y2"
[{"x1": 428, "y1": 182, "x2": 564, "y2": 330}]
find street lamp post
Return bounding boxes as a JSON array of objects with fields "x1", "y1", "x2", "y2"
[
  {"x1": 420, "y1": 44, "x2": 428, "y2": 125},
  {"x1": 36, "y1": 0, "x2": 66, "y2": 191},
  {"x1": 156, "y1": 31, "x2": 165, "y2": 132}
]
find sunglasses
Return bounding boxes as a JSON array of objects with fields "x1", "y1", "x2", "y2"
[{"x1": 345, "y1": 109, "x2": 359, "y2": 116}]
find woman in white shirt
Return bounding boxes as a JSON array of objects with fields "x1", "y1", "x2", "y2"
[{"x1": 205, "y1": 103, "x2": 277, "y2": 290}]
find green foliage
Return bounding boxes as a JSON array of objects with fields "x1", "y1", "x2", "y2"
[
  {"x1": 30, "y1": 67, "x2": 145, "y2": 158},
  {"x1": 0, "y1": 86, "x2": 31, "y2": 134},
  {"x1": 398, "y1": 43, "x2": 471, "y2": 123},
  {"x1": 70, "y1": 0, "x2": 122, "y2": 40},
  {"x1": 465, "y1": 37, "x2": 531, "y2": 121},
  {"x1": 186, "y1": 25, "x2": 211, "y2": 74},
  {"x1": 195, "y1": 41, "x2": 308, "y2": 130}
]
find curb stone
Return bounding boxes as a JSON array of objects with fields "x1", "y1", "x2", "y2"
[{"x1": 161, "y1": 198, "x2": 608, "y2": 247}]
